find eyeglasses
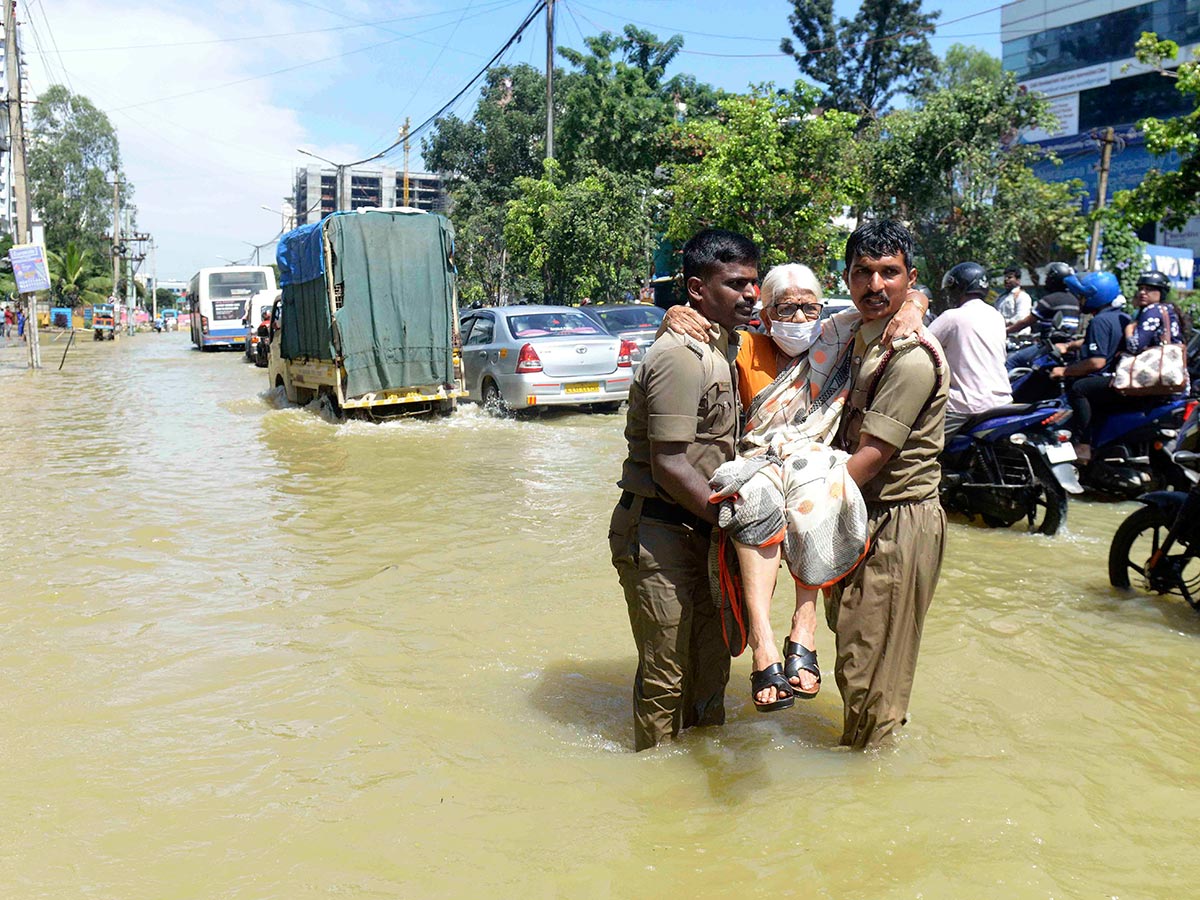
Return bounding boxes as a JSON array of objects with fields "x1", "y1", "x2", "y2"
[{"x1": 771, "y1": 302, "x2": 823, "y2": 319}]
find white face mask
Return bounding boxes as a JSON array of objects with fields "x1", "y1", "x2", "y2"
[{"x1": 768, "y1": 318, "x2": 813, "y2": 357}]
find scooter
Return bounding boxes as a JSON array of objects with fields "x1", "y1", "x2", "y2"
[
  {"x1": 1108, "y1": 401, "x2": 1200, "y2": 609},
  {"x1": 940, "y1": 399, "x2": 1077, "y2": 536}
]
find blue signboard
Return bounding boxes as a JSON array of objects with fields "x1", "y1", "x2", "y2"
[
  {"x1": 1028, "y1": 126, "x2": 1183, "y2": 208},
  {"x1": 1142, "y1": 244, "x2": 1194, "y2": 292},
  {"x1": 8, "y1": 243, "x2": 51, "y2": 293}
]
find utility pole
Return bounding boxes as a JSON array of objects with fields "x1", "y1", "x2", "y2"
[
  {"x1": 1088, "y1": 127, "x2": 1116, "y2": 270},
  {"x1": 545, "y1": 0, "x2": 554, "y2": 160},
  {"x1": 401, "y1": 117, "x2": 411, "y2": 207},
  {"x1": 5, "y1": 0, "x2": 39, "y2": 367},
  {"x1": 111, "y1": 173, "x2": 121, "y2": 307},
  {"x1": 149, "y1": 239, "x2": 157, "y2": 321}
]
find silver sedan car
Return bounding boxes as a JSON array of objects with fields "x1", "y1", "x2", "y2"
[
  {"x1": 578, "y1": 303, "x2": 664, "y2": 371},
  {"x1": 459, "y1": 305, "x2": 634, "y2": 411}
]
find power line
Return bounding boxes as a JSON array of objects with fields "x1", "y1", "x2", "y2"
[
  {"x1": 108, "y1": 16, "x2": 489, "y2": 113},
  {"x1": 31, "y1": 0, "x2": 519, "y2": 56}
]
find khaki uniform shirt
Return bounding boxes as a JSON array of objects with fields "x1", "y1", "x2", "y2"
[
  {"x1": 618, "y1": 324, "x2": 740, "y2": 500},
  {"x1": 837, "y1": 317, "x2": 949, "y2": 504}
]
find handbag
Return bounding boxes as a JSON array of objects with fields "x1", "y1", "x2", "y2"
[{"x1": 1112, "y1": 342, "x2": 1189, "y2": 396}]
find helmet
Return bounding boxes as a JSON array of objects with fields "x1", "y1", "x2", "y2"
[
  {"x1": 1136, "y1": 269, "x2": 1171, "y2": 299},
  {"x1": 941, "y1": 262, "x2": 988, "y2": 305},
  {"x1": 1044, "y1": 262, "x2": 1075, "y2": 291},
  {"x1": 1065, "y1": 270, "x2": 1121, "y2": 312}
]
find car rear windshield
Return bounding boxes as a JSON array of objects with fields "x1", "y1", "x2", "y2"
[
  {"x1": 507, "y1": 312, "x2": 604, "y2": 338},
  {"x1": 596, "y1": 307, "x2": 664, "y2": 331}
]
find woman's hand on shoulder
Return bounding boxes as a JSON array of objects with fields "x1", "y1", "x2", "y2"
[
  {"x1": 657, "y1": 304, "x2": 712, "y2": 343},
  {"x1": 882, "y1": 289, "x2": 928, "y2": 347}
]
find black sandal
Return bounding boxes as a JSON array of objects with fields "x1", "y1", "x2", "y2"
[
  {"x1": 749, "y1": 662, "x2": 795, "y2": 712},
  {"x1": 783, "y1": 638, "x2": 821, "y2": 700}
]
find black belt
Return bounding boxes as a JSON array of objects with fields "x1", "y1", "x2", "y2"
[{"x1": 620, "y1": 490, "x2": 711, "y2": 536}]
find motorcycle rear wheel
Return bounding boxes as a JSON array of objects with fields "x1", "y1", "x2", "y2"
[{"x1": 1108, "y1": 505, "x2": 1200, "y2": 606}]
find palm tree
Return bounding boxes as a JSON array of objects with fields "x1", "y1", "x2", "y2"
[{"x1": 48, "y1": 241, "x2": 112, "y2": 308}]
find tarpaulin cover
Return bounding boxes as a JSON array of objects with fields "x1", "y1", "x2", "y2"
[
  {"x1": 276, "y1": 219, "x2": 328, "y2": 287},
  {"x1": 330, "y1": 211, "x2": 456, "y2": 400},
  {"x1": 273, "y1": 211, "x2": 457, "y2": 400}
]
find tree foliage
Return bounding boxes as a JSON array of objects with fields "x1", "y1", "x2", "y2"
[
  {"x1": 1112, "y1": 32, "x2": 1200, "y2": 230},
  {"x1": 861, "y1": 71, "x2": 1078, "y2": 299},
  {"x1": 664, "y1": 87, "x2": 862, "y2": 275},
  {"x1": 504, "y1": 160, "x2": 653, "y2": 304},
  {"x1": 27, "y1": 85, "x2": 125, "y2": 255},
  {"x1": 923, "y1": 43, "x2": 1003, "y2": 95},
  {"x1": 781, "y1": 0, "x2": 940, "y2": 122},
  {"x1": 46, "y1": 241, "x2": 112, "y2": 308}
]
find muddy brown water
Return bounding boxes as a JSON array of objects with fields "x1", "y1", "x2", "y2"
[{"x1": 1, "y1": 332, "x2": 1197, "y2": 898}]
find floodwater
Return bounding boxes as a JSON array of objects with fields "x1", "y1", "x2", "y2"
[{"x1": 1, "y1": 331, "x2": 1197, "y2": 899}]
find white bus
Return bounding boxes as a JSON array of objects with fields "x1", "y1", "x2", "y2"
[{"x1": 188, "y1": 265, "x2": 277, "y2": 351}]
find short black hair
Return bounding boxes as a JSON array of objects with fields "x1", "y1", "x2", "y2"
[
  {"x1": 1004, "y1": 266, "x2": 1021, "y2": 278},
  {"x1": 682, "y1": 228, "x2": 760, "y2": 284},
  {"x1": 844, "y1": 219, "x2": 915, "y2": 272}
]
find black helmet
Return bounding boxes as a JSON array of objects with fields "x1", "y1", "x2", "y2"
[
  {"x1": 941, "y1": 262, "x2": 989, "y2": 305},
  {"x1": 1136, "y1": 269, "x2": 1171, "y2": 299},
  {"x1": 1044, "y1": 261, "x2": 1075, "y2": 291}
]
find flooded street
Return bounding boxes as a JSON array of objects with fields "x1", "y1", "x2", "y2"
[{"x1": 2, "y1": 331, "x2": 1198, "y2": 899}]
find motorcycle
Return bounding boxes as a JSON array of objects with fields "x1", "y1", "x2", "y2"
[
  {"x1": 940, "y1": 399, "x2": 1077, "y2": 535},
  {"x1": 1108, "y1": 402, "x2": 1200, "y2": 609},
  {"x1": 1007, "y1": 343, "x2": 1190, "y2": 500}
]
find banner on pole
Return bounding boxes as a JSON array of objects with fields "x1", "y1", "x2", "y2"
[{"x1": 8, "y1": 243, "x2": 51, "y2": 293}]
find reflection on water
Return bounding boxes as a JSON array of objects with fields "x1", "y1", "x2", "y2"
[{"x1": 1, "y1": 333, "x2": 1197, "y2": 898}]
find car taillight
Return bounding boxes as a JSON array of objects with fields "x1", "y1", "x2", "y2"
[
  {"x1": 618, "y1": 339, "x2": 637, "y2": 368},
  {"x1": 200, "y1": 315, "x2": 209, "y2": 334},
  {"x1": 515, "y1": 343, "x2": 542, "y2": 373}
]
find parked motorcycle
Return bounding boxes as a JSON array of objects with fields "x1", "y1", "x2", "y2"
[{"x1": 940, "y1": 399, "x2": 1077, "y2": 535}]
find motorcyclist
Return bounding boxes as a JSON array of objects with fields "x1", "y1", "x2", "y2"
[
  {"x1": 1049, "y1": 270, "x2": 1131, "y2": 462},
  {"x1": 1005, "y1": 261, "x2": 1081, "y2": 371},
  {"x1": 929, "y1": 262, "x2": 1013, "y2": 438}
]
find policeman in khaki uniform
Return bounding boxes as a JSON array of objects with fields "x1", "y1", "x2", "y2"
[
  {"x1": 828, "y1": 219, "x2": 950, "y2": 750},
  {"x1": 609, "y1": 229, "x2": 760, "y2": 752}
]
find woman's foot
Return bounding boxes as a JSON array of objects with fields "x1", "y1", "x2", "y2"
[
  {"x1": 750, "y1": 644, "x2": 788, "y2": 707},
  {"x1": 749, "y1": 662, "x2": 794, "y2": 712},
  {"x1": 783, "y1": 638, "x2": 821, "y2": 699}
]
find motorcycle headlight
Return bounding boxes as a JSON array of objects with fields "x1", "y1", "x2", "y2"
[{"x1": 1009, "y1": 433, "x2": 1028, "y2": 445}]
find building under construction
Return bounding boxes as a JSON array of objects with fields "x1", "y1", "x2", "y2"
[{"x1": 292, "y1": 164, "x2": 446, "y2": 226}]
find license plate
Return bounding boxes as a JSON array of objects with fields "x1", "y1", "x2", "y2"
[
  {"x1": 564, "y1": 382, "x2": 600, "y2": 394},
  {"x1": 1044, "y1": 443, "x2": 1077, "y2": 463}
]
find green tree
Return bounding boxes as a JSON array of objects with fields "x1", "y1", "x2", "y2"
[
  {"x1": 924, "y1": 43, "x2": 1003, "y2": 95},
  {"x1": 26, "y1": 85, "x2": 126, "y2": 255},
  {"x1": 862, "y1": 72, "x2": 1081, "y2": 299},
  {"x1": 1091, "y1": 207, "x2": 1146, "y2": 297},
  {"x1": 1112, "y1": 32, "x2": 1200, "y2": 230},
  {"x1": 504, "y1": 160, "x2": 653, "y2": 305},
  {"x1": 664, "y1": 86, "x2": 862, "y2": 273},
  {"x1": 781, "y1": 0, "x2": 940, "y2": 122},
  {"x1": 556, "y1": 27, "x2": 683, "y2": 177},
  {"x1": 46, "y1": 241, "x2": 112, "y2": 307}
]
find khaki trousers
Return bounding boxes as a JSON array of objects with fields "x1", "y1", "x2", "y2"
[
  {"x1": 825, "y1": 497, "x2": 946, "y2": 749},
  {"x1": 609, "y1": 499, "x2": 729, "y2": 752}
]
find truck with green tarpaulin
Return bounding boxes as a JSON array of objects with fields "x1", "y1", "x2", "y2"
[{"x1": 267, "y1": 209, "x2": 467, "y2": 417}]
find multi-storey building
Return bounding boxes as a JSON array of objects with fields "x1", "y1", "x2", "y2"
[
  {"x1": 291, "y1": 164, "x2": 446, "y2": 226},
  {"x1": 0, "y1": 22, "x2": 32, "y2": 238},
  {"x1": 1003, "y1": 0, "x2": 1200, "y2": 265}
]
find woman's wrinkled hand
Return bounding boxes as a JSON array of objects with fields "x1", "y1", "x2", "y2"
[
  {"x1": 656, "y1": 304, "x2": 712, "y2": 342},
  {"x1": 881, "y1": 289, "x2": 928, "y2": 348}
]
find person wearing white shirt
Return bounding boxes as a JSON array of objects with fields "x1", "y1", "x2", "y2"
[
  {"x1": 995, "y1": 267, "x2": 1032, "y2": 334},
  {"x1": 929, "y1": 262, "x2": 1013, "y2": 438}
]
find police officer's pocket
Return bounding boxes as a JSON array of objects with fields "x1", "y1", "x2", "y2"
[{"x1": 697, "y1": 380, "x2": 734, "y2": 435}]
